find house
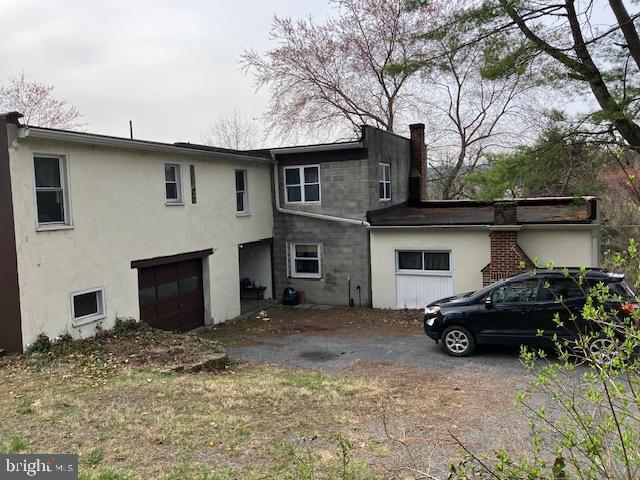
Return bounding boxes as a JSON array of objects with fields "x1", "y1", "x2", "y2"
[
  {"x1": 0, "y1": 112, "x2": 274, "y2": 353},
  {"x1": 0, "y1": 112, "x2": 600, "y2": 353}
]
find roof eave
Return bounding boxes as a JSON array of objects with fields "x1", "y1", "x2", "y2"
[{"x1": 19, "y1": 127, "x2": 273, "y2": 164}]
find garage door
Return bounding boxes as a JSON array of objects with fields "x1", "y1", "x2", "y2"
[
  {"x1": 137, "y1": 258, "x2": 205, "y2": 331},
  {"x1": 395, "y1": 250, "x2": 453, "y2": 308}
]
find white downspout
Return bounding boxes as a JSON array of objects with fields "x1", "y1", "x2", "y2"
[{"x1": 271, "y1": 157, "x2": 371, "y2": 228}]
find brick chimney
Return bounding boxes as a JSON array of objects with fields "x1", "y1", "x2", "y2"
[
  {"x1": 481, "y1": 201, "x2": 534, "y2": 286},
  {"x1": 409, "y1": 123, "x2": 427, "y2": 203}
]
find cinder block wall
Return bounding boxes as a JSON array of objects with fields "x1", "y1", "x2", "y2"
[
  {"x1": 272, "y1": 126, "x2": 410, "y2": 306},
  {"x1": 273, "y1": 215, "x2": 371, "y2": 306}
]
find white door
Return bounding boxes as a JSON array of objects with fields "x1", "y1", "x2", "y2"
[{"x1": 395, "y1": 250, "x2": 454, "y2": 309}]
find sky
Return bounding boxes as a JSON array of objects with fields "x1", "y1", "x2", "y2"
[{"x1": 0, "y1": 0, "x2": 335, "y2": 145}]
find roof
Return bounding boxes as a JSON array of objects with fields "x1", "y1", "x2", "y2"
[
  {"x1": 173, "y1": 142, "x2": 272, "y2": 159},
  {"x1": 367, "y1": 197, "x2": 597, "y2": 227},
  {"x1": 1, "y1": 113, "x2": 272, "y2": 163}
]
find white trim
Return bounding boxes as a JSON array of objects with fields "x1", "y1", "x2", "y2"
[
  {"x1": 32, "y1": 153, "x2": 73, "y2": 230},
  {"x1": 284, "y1": 164, "x2": 321, "y2": 204},
  {"x1": 235, "y1": 169, "x2": 249, "y2": 214},
  {"x1": 395, "y1": 250, "x2": 452, "y2": 275},
  {"x1": 290, "y1": 242, "x2": 322, "y2": 279},
  {"x1": 378, "y1": 162, "x2": 391, "y2": 201},
  {"x1": 164, "y1": 163, "x2": 183, "y2": 204},
  {"x1": 70, "y1": 287, "x2": 106, "y2": 327}
]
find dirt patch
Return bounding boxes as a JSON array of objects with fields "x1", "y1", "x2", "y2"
[
  {"x1": 199, "y1": 305, "x2": 422, "y2": 346},
  {"x1": 12, "y1": 323, "x2": 227, "y2": 376}
]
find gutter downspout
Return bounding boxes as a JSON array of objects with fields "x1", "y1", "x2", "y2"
[{"x1": 271, "y1": 155, "x2": 371, "y2": 228}]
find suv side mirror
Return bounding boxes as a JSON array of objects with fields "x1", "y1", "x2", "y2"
[{"x1": 484, "y1": 296, "x2": 493, "y2": 309}]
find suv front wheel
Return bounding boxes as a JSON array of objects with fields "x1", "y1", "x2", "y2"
[{"x1": 441, "y1": 326, "x2": 476, "y2": 357}]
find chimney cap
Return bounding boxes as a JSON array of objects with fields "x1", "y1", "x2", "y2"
[
  {"x1": 0, "y1": 111, "x2": 23, "y2": 125},
  {"x1": 409, "y1": 123, "x2": 425, "y2": 130}
]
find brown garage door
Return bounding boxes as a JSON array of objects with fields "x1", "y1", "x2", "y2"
[{"x1": 137, "y1": 258, "x2": 204, "y2": 331}]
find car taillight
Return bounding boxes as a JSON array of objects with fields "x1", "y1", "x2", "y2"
[{"x1": 620, "y1": 303, "x2": 638, "y2": 315}]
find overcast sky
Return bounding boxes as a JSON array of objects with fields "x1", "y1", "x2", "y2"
[{"x1": 0, "y1": 0, "x2": 334, "y2": 145}]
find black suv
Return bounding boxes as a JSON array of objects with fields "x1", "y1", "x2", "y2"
[{"x1": 424, "y1": 269, "x2": 637, "y2": 357}]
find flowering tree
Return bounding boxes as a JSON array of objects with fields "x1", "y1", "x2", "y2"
[
  {"x1": 0, "y1": 73, "x2": 83, "y2": 130},
  {"x1": 241, "y1": 0, "x2": 435, "y2": 141}
]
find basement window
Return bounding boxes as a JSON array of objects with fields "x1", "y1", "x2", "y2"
[
  {"x1": 284, "y1": 165, "x2": 320, "y2": 203},
  {"x1": 378, "y1": 162, "x2": 391, "y2": 201},
  {"x1": 164, "y1": 163, "x2": 183, "y2": 204},
  {"x1": 396, "y1": 251, "x2": 450, "y2": 272},
  {"x1": 290, "y1": 243, "x2": 321, "y2": 278},
  {"x1": 71, "y1": 287, "x2": 106, "y2": 326},
  {"x1": 34, "y1": 155, "x2": 71, "y2": 228}
]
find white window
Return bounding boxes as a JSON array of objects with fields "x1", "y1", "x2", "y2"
[
  {"x1": 284, "y1": 165, "x2": 320, "y2": 203},
  {"x1": 70, "y1": 287, "x2": 106, "y2": 326},
  {"x1": 34, "y1": 155, "x2": 71, "y2": 226},
  {"x1": 235, "y1": 169, "x2": 249, "y2": 213},
  {"x1": 378, "y1": 162, "x2": 391, "y2": 201},
  {"x1": 290, "y1": 243, "x2": 321, "y2": 278},
  {"x1": 164, "y1": 163, "x2": 182, "y2": 203},
  {"x1": 396, "y1": 251, "x2": 451, "y2": 273}
]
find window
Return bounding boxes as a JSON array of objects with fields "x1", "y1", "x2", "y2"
[
  {"x1": 378, "y1": 162, "x2": 391, "y2": 200},
  {"x1": 164, "y1": 164, "x2": 182, "y2": 203},
  {"x1": 70, "y1": 287, "x2": 105, "y2": 326},
  {"x1": 235, "y1": 169, "x2": 248, "y2": 213},
  {"x1": 492, "y1": 280, "x2": 539, "y2": 303},
  {"x1": 189, "y1": 165, "x2": 197, "y2": 204},
  {"x1": 538, "y1": 278, "x2": 585, "y2": 301},
  {"x1": 284, "y1": 165, "x2": 320, "y2": 203},
  {"x1": 34, "y1": 155, "x2": 70, "y2": 226},
  {"x1": 290, "y1": 243, "x2": 321, "y2": 278},
  {"x1": 397, "y1": 251, "x2": 450, "y2": 272}
]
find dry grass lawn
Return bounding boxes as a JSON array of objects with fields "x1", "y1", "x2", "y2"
[{"x1": 0, "y1": 317, "x2": 530, "y2": 479}]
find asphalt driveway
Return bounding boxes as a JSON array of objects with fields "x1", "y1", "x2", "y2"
[
  {"x1": 228, "y1": 327, "x2": 527, "y2": 375},
  {"x1": 200, "y1": 305, "x2": 553, "y2": 477}
]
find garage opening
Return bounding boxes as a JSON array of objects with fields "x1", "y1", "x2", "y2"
[
  {"x1": 132, "y1": 249, "x2": 212, "y2": 331},
  {"x1": 395, "y1": 250, "x2": 453, "y2": 308},
  {"x1": 238, "y1": 238, "x2": 274, "y2": 314}
]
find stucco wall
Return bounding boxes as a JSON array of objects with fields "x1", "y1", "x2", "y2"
[
  {"x1": 370, "y1": 229, "x2": 490, "y2": 308},
  {"x1": 518, "y1": 228, "x2": 599, "y2": 267},
  {"x1": 10, "y1": 137, "x2": 273, "y2": 349},
  {"x1": 370, "y1": 227, "x2": 598, "y2": 309}
]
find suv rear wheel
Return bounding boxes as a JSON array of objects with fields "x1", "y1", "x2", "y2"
[{"x1": 441, "y1": 326, "x2": 475, "y2": 357}]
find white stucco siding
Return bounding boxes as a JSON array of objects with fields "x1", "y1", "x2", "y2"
[
  {"x1": 9, "y1": 138, "x2": 273, "y2": 349},
  {"x1": 370, "y1": 226, "x2": 599, "y2": 309},
  {"x1": 518, "y1": 228, "x2": 599, "y2": 268},
  {"x1": 370, "y1": 229, "x2": 490, "y2": 309}
]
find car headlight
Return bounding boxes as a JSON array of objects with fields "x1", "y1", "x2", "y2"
[{"x1": 424, "y1": 306, "x2": 441, "y2": 315}]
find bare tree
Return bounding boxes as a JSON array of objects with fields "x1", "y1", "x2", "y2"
[
  {"x1": 0, "y1": 72, "x2": 83, "y2": 130},
  {"x1": 202, "y1": 108, "x2": 261, "y2": 150},
  {"x1": 241, "y1": 0, "x2": 435, "y2": 141},
  {"x1": 424, "y1": 41, "x2": 540, "y2": 199}
]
